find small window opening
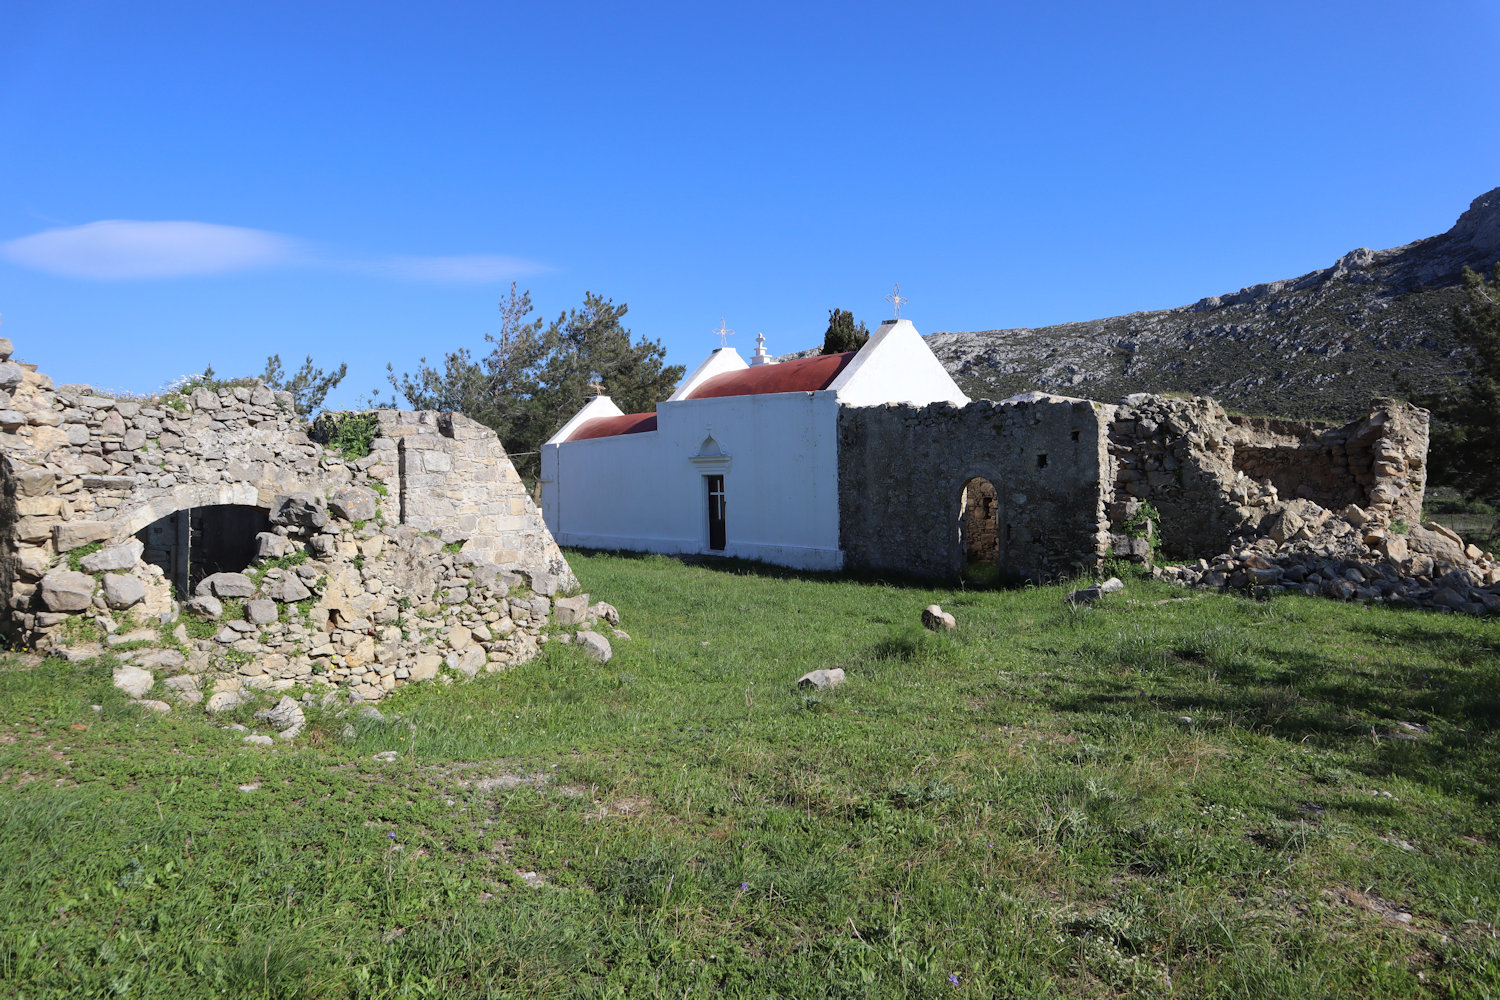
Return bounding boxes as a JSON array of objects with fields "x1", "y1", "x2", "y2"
[
  {"x1": 1070, "y1": 430, "x2": 1080, "y2": 442},
  {"x1": 1036, "y1": 453, "x2": 1048, "y2": 469}
]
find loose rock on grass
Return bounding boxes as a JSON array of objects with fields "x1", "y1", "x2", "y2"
[
  {"x1": 797, "y1": 668, "x2": 846, "y2": 690},
  {"x1": 921, "y1": 604, "x2": 956, "y2": 631}
]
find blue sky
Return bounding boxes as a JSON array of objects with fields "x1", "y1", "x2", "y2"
[{"x1": 2, "y1": 0, "x2": 1497, "y2": 408}]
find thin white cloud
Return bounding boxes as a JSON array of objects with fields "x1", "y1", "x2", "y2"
[
  {"x1": 0, "y1": 220, "x2": 549, "y2": 284},
  {"x1": 0, "y1": 220, "x2": 299, "y2": 279}
]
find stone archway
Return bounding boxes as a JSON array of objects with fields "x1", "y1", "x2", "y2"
[
  {"x1": 959, "y1": 477, "x2": 999, "y2": 575},
  {"x1": 119, "y1": 483, "x2": 265, "y2": 538}
]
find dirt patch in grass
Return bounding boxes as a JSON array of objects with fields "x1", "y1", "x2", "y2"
[{"x1": 1325, "y1": 886, "x2": 1415, "y2": 927}]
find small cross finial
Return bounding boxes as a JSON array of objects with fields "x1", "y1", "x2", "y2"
[
  {"x1": 885, "y1": 283, "x2": 908, "y2": 319},
  {"x1": 713, "y1": 318, "x2": 735, "y2": 349},
  {"x1": 588, "y1": 379, "x2": 605, "y2": 396}
]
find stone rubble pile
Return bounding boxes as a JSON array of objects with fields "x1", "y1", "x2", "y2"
[
  {"x1": 1106, "y1": 394, "x2": 1428, "y2": 563},
  {"x1": 65, "y1": 489, "x2": 629, "y2": 709},
  {"x1": 1153, "y1": 499, "x2": 1499, "y2": 615}
]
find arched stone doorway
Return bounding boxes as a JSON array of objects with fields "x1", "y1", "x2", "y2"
[
  {"x1": 136, "y1": 504, "x2": 270, "y2": 597},
  {"x1": 959, "y1": 477, "x2": 999, "y2": 575}
]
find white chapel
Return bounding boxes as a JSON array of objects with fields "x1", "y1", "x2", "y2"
[{"x1": 539, "y1": 313, "x2": 968, "y2": 570}]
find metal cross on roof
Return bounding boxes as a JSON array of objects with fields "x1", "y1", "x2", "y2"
[
  {"x1": 588, "y1": 379, "x2": 605, "y2": 396},
  {"x1": 713, "y1": 318, "x2": 735, "y2": 349},
  {"x1": 885, "y1": 283, "x2": 908, "y2": 319}
]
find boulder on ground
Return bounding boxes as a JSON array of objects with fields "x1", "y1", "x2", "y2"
[
  {"x1": 186, "y1": 595, "x2": 224, "y2": 618},
  {"x1": 921, "y1": 604, "x2": 956, "y2": 631},
  {"x1": 136, "y1": 649, "x2": 186, "y2": 669},
  {"x1": 589, "y1": 601, "x2": 620, "y2": 626},
  {"x1": 1069, "y1": 577, "x2": 1125, "y2": 603},
  {"x1": 254, "y1": 695, "x2": 305, "y2": 731},
  {"x1": 113, "y1": 665, "x2": 154, "y2": 699},
  {"x1": 205, "y1": 690, "x2": 245, "y2": 714},
  {"x1": 576, "y1": 630, "x2": 613, "y2": 662},
  {"x1": 40, "y1": 569, "x2": 96, "y2": 612},
  {"x1": 797, "y1": 668, "x2": 845, "y2": 690}
]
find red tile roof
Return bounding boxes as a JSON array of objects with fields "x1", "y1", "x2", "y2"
[
  {"x1": 569, "y1": 412, "x2": 658, "y2": 440},
  {"x1": 685, "y1": 351, "x2": 856, "y2": 399}
]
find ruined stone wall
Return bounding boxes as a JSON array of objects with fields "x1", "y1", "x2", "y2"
[
  {"x1": 1106, "y1": 395, "x2": 1249, "y2": 558},
  {"x1": 1105, "y1": 395, "x2": 1430, "y2": 559},
  {"x1": 838, "y1": 399, "x2": 1110, "y2": 581},
  {"x1": 369, "y1": 410, "x2": 570, "y2": 583},
  {"x1": 1226, "y1": 400, "x2": 1428, "y2": 525},
  {"x1": 0, "y1": 338, "x2": 599, "y2": 705}
]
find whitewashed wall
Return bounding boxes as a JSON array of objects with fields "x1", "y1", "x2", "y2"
[{"x1": 541, "y1": 390, "x2": 843, "y2": 570}]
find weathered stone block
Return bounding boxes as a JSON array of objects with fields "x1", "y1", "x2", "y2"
[
  {"x1": 266, "y1": 575, "x2": 311, "y2": 602},
  {"x1": 15, "y1": 469, "x2": 55, "y2": 496},
  {"x1": 921, "y1": 604, "x2": 956, "y2": 630},
  {"x1": 102, "y1": 573, "x2": 147, "y2": 610},
  {"x1": 256, "y1": 532, "x2": 292, "y2": 560},
  {"x1": 113, "y1": 665, "x2": 154, "y2": 699},
  {"x1": 53, "y1": 520, "x2": 112, "y2": 552},
  {"x1": 246, "y1": 599, "x2": 278, "y2": 625},
  {"x1": 16, "y1": 545, "x2": 52, "y2": 580},
  {"x1": 80, "y1": 539, "x2": 144, "y2": 573},
  {"x1": 330, "y1": 486, "x2": 378, "y2": 523},
  {"x1": 15, "y1": 516, "x2": 56, "y2": 543},
  {"x1": 39, "y1": 569, "x2": 95, "y2": 612},
  {"x1": 197, "y1": 572, "x2": 255, "y2": 599},
  {"x1": 552, "y1": 593, "x2": 590, "y2": 626},
  {"x1": 271, "y1": 493, "x2": 328, "y2": 531},
  {"x1": 410, "y1": 653, "x2": 444, "y2": 681},
  {"x1": 576, "y1": 630, "x2": 613, "y2": 662},
  {"x1": 186, "y1": 595, "x2": 224, "y2": 618}
]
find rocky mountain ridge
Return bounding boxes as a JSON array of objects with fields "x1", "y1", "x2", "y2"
[{"x1": 926, "y1": 187, "x2": 1500, "y2": 420}]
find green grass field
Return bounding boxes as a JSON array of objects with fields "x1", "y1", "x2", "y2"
[{"x1": 2, "y1": 552, "x2": 1497, "y2": 998}]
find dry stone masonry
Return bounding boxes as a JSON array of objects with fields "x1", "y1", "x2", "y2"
[
  {"x1": 0, "y1": 337, "x2": 619, "y2": 708},
  {"x1": 839, "y1": 397, "x2": 1113, "y2": 581},
  {"x1": 835, "y1": 386, "x2": 1493, "y2": 614}
]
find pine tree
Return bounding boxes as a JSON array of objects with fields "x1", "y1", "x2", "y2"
[
  {"x1": 259, "y1": 354, "x2": 347, "y2": 416},
  {"x1": 819, "y1": 308, "x2": 869, "y2": 355},
  {"x1": 388, "y1": 286, "x2": 683, "y2": 482}
]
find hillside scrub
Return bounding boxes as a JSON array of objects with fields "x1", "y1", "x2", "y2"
[
  {"x1": 1424, "y1": 263, "x2": 1500, "y2": 520},
  {"x1": 0, "y1": 552, "x2": 1496, "y2": 997}
]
